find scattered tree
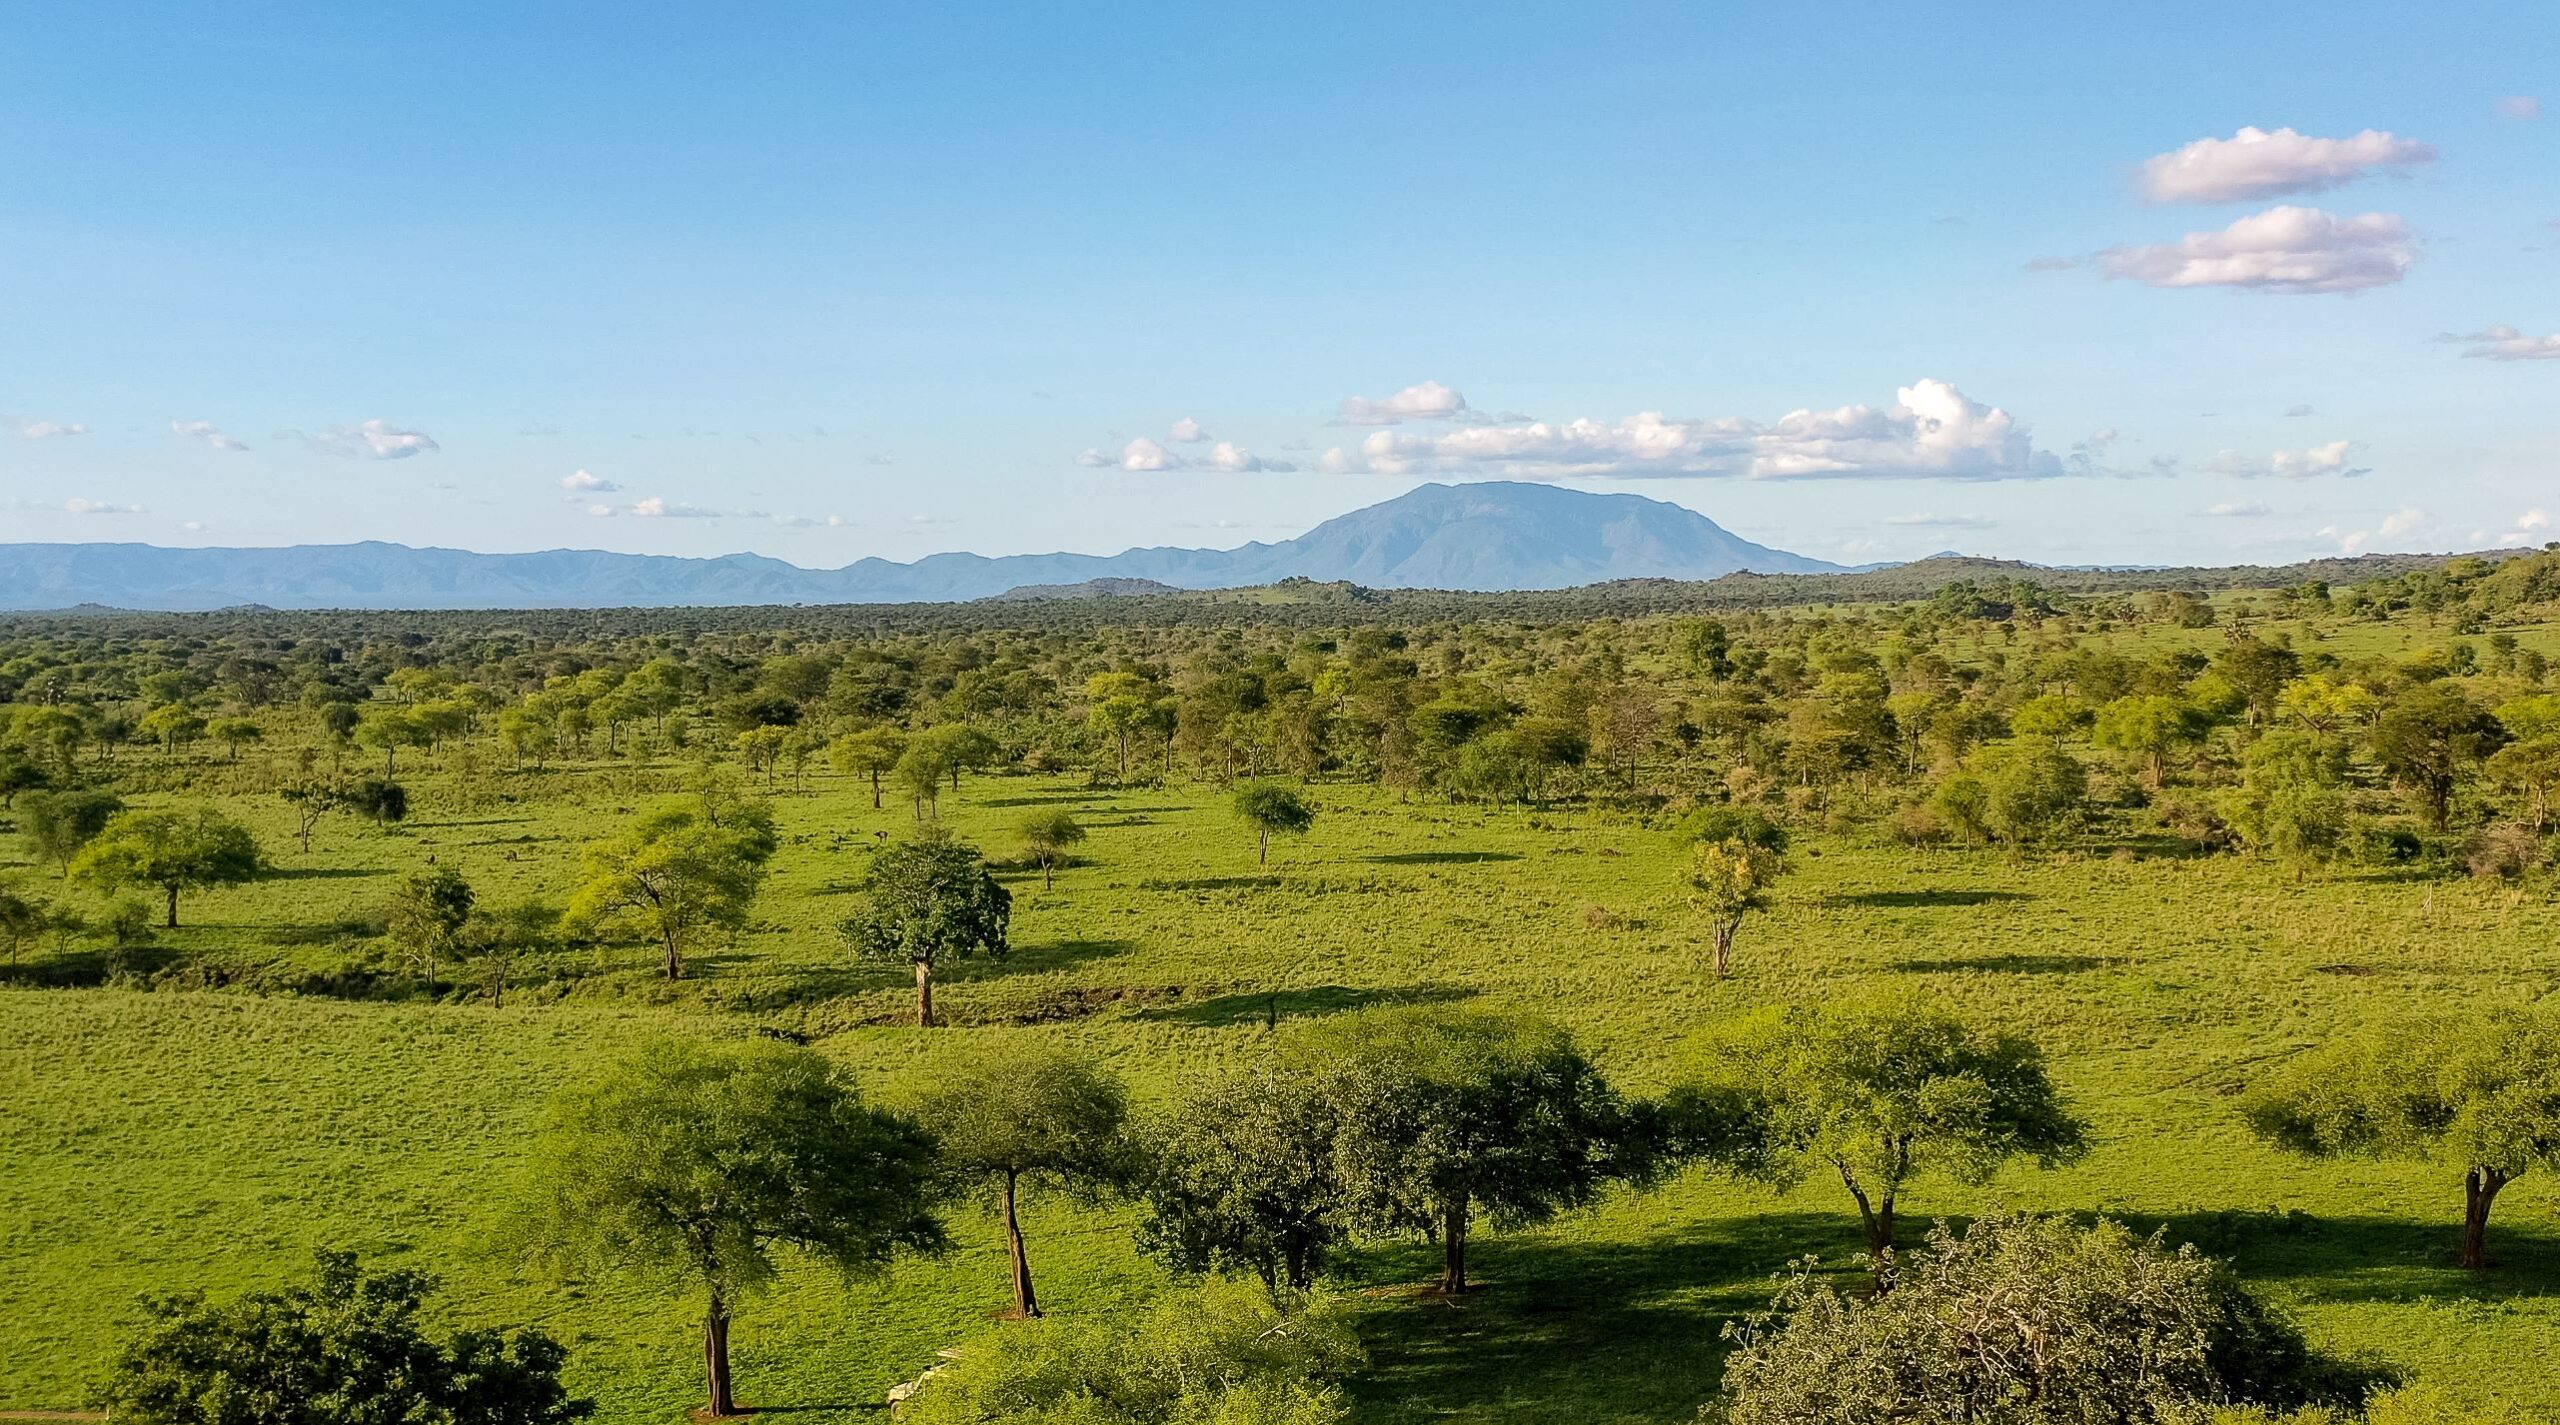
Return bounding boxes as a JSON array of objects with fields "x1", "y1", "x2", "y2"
[
  {"x1": 918, "y1": 1045, "x2": 1134, "y2": 1317},
  {"x1": 511, "y1": 1037, "x2": 945, "y2": 1419},
  {"x1": 72, "y1": 807, "x2": 263, "y2": 928},
  {"x1": 2369, "y1": 684, "x2": 2503, "y2": 831},
  {"x1": 388, "y1": 866, "x2": 476, "y2": 995},
  {"x1": 567, "y1": 793, "x2": 776, "y2": 980},
  {"x1": 1139, "y1": 1064, "x2": 1348, "y2": 1290},
  {"x1": 1689, "y1": 837, "x2": 1785, "y2": 980},
  {"x1": 19, "y1": 788, "x2": 123, "y2": 875},
  {"x1": 828, "y1": 725, "x2": 908, "y2": 809},
  {"x1": 1232, "y1": 782, "x2": 1315, "y2": 867},
  {"x1": 838, "y1": 833, "x2": 1010, "y2": 1027},
  {"x1": 2244, "y1": 1006, "x2": 2560, "y2": 1270},
  {"x1": 1673, "y1": 1000, "x2": 2084, "y2": 1280},
  {"x1": 344, "y1": 774, "x2": 410, "y2": 830},
  {"x1": 1018, "y1": 809, "x2": 1086, "y2": 889}
]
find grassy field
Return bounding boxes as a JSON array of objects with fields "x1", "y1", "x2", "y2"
[{"x1": 5, "y1": 750, "x2": 2559, "y2": 1422}]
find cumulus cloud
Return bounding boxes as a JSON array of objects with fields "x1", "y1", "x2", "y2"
[
  {"x1": 1119, "y1": 436, "x2": 1177, "y2": 471},
  {"x1": 18, "y1": 420, "x2": 86, "y2": 439},
  {"x1": 770, "y1": 513, "x2": 851, "y2": 528},
  {"x1": 1319, "y1": 378, "x2": 2066, "y2": 482},
  {"x1": 2499, "y1": 509, "x2": 2552, "y2": 544},
  {"x1": 561, "y1": 468, "x2": 620, "y2": 492},
  {"x1": 1885, "y1": 512, "x2": 1995, "y2": 528},
  {"x1": 1336, "y1": 380, "x2": 1469, "y2": 426},
  {"x1": 1168, "y1": 417, "x2": 1210, "y2": 443},
  {"x1": 2438, "y1": 323, "x2": 2560, "y2": 360},
  {"x1": 2206, "y1": 500, "x2": 2274, "y2": 517},
  {"x1": 2137, "y1": 127, "x2": 2435, "y2": 204},
  {"x1": 299, "y1": 419, "x2": 440, "y2": 460},
  {"x1": 172, "y1": 419, "x2": 249, "y2": 451},
  {"x1": 2379, "y1": 508, "x2": 2430, "y2": 540},
  {"x1": 2498, "y1": 96, "x2": 2542, "y2": 120},
  {"x1": 1203, "y1": 441, "x2": 1297, "y2": 473},
  {"x1": 2205, "y1": 440, "x2": 2369, "y2": 479},
  {"x1": 2099, "y1": 206, "x2": 2415, "y2": 294}
]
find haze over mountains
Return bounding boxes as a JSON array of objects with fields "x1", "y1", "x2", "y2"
[{"x1": 0, "y1": 482, "x2": 1850, "y2": 611}]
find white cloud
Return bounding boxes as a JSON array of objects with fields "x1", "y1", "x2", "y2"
[
  {"x1": 770, "y1": 513, "x2": 850, "y2": 528},
  {"x1": 2099, "y1": 206, "x2": 2415, "y2": 294},
  {"x1": 561, "y1": 468, "x2": 620, "y2": 492},
  {"x1": 17, "y1": 497, "x2": 149, "y2": 515},
  {"x1": 1201, "y1": 441, "x2": 1299, "y2": 473},
  {"x1": 1336, "y1": 380, "x2": 1469, "y2": 426},
  {"x1": 2379, "y1": 508, "x2": 2430, "y2": 540},
  {"x1": 180, "y1": 520, "x2": 208, "y2": 533},
  {"x1": 2207, "y1": 500, "x2": 2273, "y2": 517},
  {"x1": 18, "y1": 420, "x2": 87, "y2": 439},
  {"x1": 1119, "y1": 436, "x2": 1178, "y2": 471},
  {"x1": 2497, "y1": 96, "x2": 2542, "y2": 120},
  {"x1": 1885, "y1": 512, "x2": 1995, "y2": 528},
  {"x1": 2500, "y1": 508, "x2": 2552, "y2": 545},
  {"x1": 172, "y1": 419, "x2": 249, "y2": 451},
  {"x1": 2205, "y1": 440, "x2": 2369, "y2": 479},
  {"x1": 2439, "y1": 323, "x2": 2560, "y2": 361},
  {"x1": 1168, "y1": 417, "x2": 1210, "y2": 443},
  {"x1": 2136, "y1": 127, "x2": 2435, "y2": 204},
  {"x1": 1074, "y1": 448, "x2": 1111, "y2": 467},
  {"x1": 1320, "y1": 378, "x2": 2066, "y2": 482},
  {"x1": 300, "y1": 419, "x2": 440, "y2": 460}
]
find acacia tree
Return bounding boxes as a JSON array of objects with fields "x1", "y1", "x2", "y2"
[
  {"x1": 279, "y1": 777, "x2": 343, "y2": 854},
  {"x1": 1673, "y1": 1001, "x2": 2085, "y2": 1284},
  {"x1": 2219, "y1": 731, "x2": 2349, "y2": 878},
  {"x1": 828, "y1": 726, "x2": 908, "y2": 809},
  {"x1": 2244, "y1": 1007, "x2": 2560, "y2": 1270},
  {"x1": 918, "y1": 1046, "x2": 1133, "y2": 1317},
  {"x1": 98, "y1": 1250, "x2": 590, "y2": 1425},
  {"x1": 568, "y1": 793, "x2": 777, "y2": 980},
  {"x1": 1232, "y1": 782, "x2": 1315, "y2": 867},
  {"x1": 19, "y1": 788, "x2": 122, "y2": 875},
  {"x1": 1138, "y1": 1064, "x2": 1348, "y2": 1290},
  {"x1": 512, "y1": 1037, "x2": 945, "y2": 1419},
  {"x1": 72, "y1": 807, "x2": 263, "y2": 928},
  {"x1": 0, "y1": 888, "x2": 45, "y2": 967},
  {"x1": 838, "y1": 834, "x2": 1010, "y2": 1027},
  {"x1": 1689, "y1": 838, "x2": 1785, "y2": 980},
  {"x1": 1018, "y1": 809, "x2": 1085, "y2": 889},
  {"x1": 388, "y1": 866, "x2": 475, "y2": 995},
  {"x1": 2091, "y1": 693, "x2": 2214, "y2": 789},
  {"x1": 2369, "y1": 683, "x2": 2503, "y2": 831},
  {"x1": 1292, "y1": 1005, "x2": 1641, "y2": 1294}
]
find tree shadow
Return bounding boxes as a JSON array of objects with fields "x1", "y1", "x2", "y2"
[
  {"x1": 1891, "y1": 953, "x2": 2113, "y2": 975},
  {"x1": 940, "y1": 937, "x2": 1136, "y2": 983},
  {"x1": 263, "y1": 866, "x2": 386, "y2": 881},
  {"x1": 1364, "y1": 851, "x2": 1523, "y2": 866},
  {"x1": 975, "y1": 792, "x2": 1105, "y2": 808},
  {"x1": 1337, "y1": 1211, "x2": 1860, "y2": 1425},
  {"x1": 2127, "y1": 1209, "x2": 2560, "y2": 1304},
  {"x1": 0, "y1": 944, "x2": 177, "y2": 987},
  {"x1": 1140, "y1": 874, "x2": 1282, "y2": 893},
  {"x1": 1141, "y1": 983, "x2": 1479, "y2": 1028},
  {"x1": 1829, "y1": 889, "x2": 2033, "y2": 908}
]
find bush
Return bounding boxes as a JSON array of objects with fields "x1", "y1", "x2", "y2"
[
  {"x1": 2466, "y1": 823, "x2": 2547, "y2": 881},
  {"x1": 902, "y1": 1278, "x2": 1361, "y2": 1425},
  {"x1": 1710, "y1": 1214, "x2": 2353, "y2": 1425},
  {"x1": 96, "y1": 1249, "x2": 589, "y2": 1425}
]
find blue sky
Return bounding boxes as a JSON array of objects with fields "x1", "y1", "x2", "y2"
[{"x1": 3, "y1": 1, "x2": 2554, "y2": 567}]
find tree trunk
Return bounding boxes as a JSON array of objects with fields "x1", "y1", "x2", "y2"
[
  {"x1": 2461, "y1": 1167, "x2": 2510, "y2": 1269},
  {"x1": 1042, "y1": 858, "x2": 1055, "y2": 890},
  {"x1": 164, "y1": 883, "x2": 180, "y2": 929},
  {"x1": 870, "y1": 770, "x2": 883, "y2": 809},
  {"x1": 1439, "y1": 1195, "x2": 1470, "y2": 1293},
  {"x1": 1258, "y1": 828, "x2": 1270, "y2": 866},
  {"x1": 1003, "y1": 1169, "x2": 1040, "y2": 1317},
  {"x1": 915, "y1": 957, "x2": 936, "y2": 1028},
  {"x1": 1712, "y1": 919, "x2": 1738, "y2": 979},
  {"x1": 703, "y1": 1291, "x2": 738, "y2": 1417},
  {"x1": 662, "y1": 929, "x2": 683, "y2": 981},
  {"x1": 1844, "y1": 1173, "x2": 1897, "y2": 1290},
  {"x1": 1284, "y1": 1237, "x2": 1312, "y2": 1291},
  {"x1": 385, "y1": 746, "x2": 397, "y2": 777}
]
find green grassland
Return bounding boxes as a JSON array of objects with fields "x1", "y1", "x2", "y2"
[{"x1": 6, "y1": 750, "x2": 2560, "y2": 1421}]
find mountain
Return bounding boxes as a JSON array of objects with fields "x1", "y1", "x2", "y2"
[{"x1": 0, "y1": 481, "x2": 1844, "y2": 611}]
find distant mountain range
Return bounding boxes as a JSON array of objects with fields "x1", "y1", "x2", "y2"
[{"x1": 0, "y1": 482, "x2": 1851, "y2": 611}]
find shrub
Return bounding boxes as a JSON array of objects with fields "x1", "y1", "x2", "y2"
[
  {"x1": 2465, "y1": 823, "x2": 2547, "y2": 881},
  {"x1": 1711, "y1": 1214, "x2": 2351, "y2": 1425}
]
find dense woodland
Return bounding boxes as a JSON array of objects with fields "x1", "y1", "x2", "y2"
[{"x1": 4, "y1": 545, "x2": 2559, "y2": 1425}]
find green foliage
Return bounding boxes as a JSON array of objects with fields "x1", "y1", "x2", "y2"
[
  {"x1": 343, "y1": 775, "x2": 409, "y2": 828},
  {"x1": 1289, "y1": 1005, "x2": 1641, "y2": 1292},
  {"x1": 1139, "y1": 1065, "x2": 1348, "y2": 1290},
  {"x1": 1232, "y1": 782, "x2": 1315, "y2": 865},
  {"x1": 97, "y1": 1249, "x2": 590, "y2": 1425},
  {"x1": 1673, "y1": 1000, "x2": 2085, "y2": 1261},
  {"x1": 511, "y1": 1036, "x2": 946, "y2": 1415},
  {"x1": 2369, "y1": 684, "x2": 2504, "y2": 830},
  {"x1": 2220, "y1": 732, "x2": 2352, "y2": 874},
  {"x1": 567, "y1": 791, "x2": 775, "y2": 980},
  {"x1": 1712, "y1": 1215, "x2": 2339, "y2": 1425},
  {"x1": 19, "y1": 787, "x2": 123, "y2": 873},
  {"x1": 2244, "y1": 1006, "x2": 2560, "y2": 1268},
  {"x1": 388, "y1": 867, "x2": 475, "y2": 994},
  {"x1": 918, "y1": 1045, "x2": 1134, "y2": 1316},
  {"x1": 903, "y1": 1278, "x2": 1362, "y2": 1425},
  {"x1": 1933, "y1": 736, "x2": 2088, "y2": 848},
  {"x1": 72, "y1": 807, "x2": 262, "y2": 928},
  {"x1": 1018, "y1": 809, "x2": 1086, "y2": 886},
  {"x1": 1671, "y1": 804, "x2": 1789, "y2": 854},
  {"x1": 838, "y1": 834, "x2": 1010, "y2": 1026},
  {"x1": 1689, "y1": 839, "x2": 1784, "y2": 980}
]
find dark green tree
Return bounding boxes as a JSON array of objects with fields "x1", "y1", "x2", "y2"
[
  {"x1": 1232, "y1": 782, "x2": 1315, "y2": 867},
  {"x1": 838, "y1": 834, "x2": 1010, "y2": 1027},
  {"x1": 388, "y1": 866, "x2": 475, "y2": 995},
  {"x1": 2369, "y1": 683, "x2": 2504, "y2": 830},
  {"x1": 1139, "y1": 1064, "x2": 1348, "y2": 1289},
  {"x1": 19, "y1": 788, "x2": 122, "y2": 876},
  {"x1": 918, "y1": 1045, "x2": 1133, "y2": 1317}
]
